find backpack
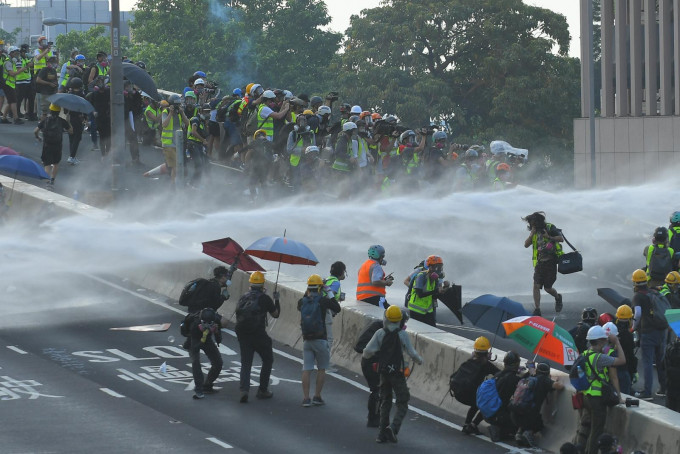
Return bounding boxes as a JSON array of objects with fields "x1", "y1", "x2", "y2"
[
  {"x1": 449, "y1": 358, "x2": 485, "y2": 406},
  {"x1": 648, "y1": 245, "x2": 673, "y2": 281},
  {"x1": 572, "y1": 322, "x2": 592, "y2": 354},
  {"x1": 226, "y1": 99, "x2": 242, "y2": 123},
  {"x1": 476, "y1": 378, "x2": 502, "y2": 418},
  {"x1": 179, "y1": 312, "x2": 198, "y2": 337},
  {"x1": 669, "y1": 228, "x2": 680, "y2": 259},
  {"x1": 509, "y1": 376, "x2": 538, "y2": 410},
  {"x1": 569, "y1": 352, "x2": 598, "y2": 391},
  {"x1": 378, "y1": 328, "x2": 404, "y2": 375},
  {"x1": 178, "y1": 278, "x2": 209, "y2": 307},
  {"x1": 300, "y1": 293, "x2": 325, "y2": 338},
  {"x1": 235, "y1": 290, "x2": 262, "y2": 333},
  {"x1": 354, "y1": 320, "x2": 383, "y2": 354},
  {"x1": 647, "y1": 289, "x2": 671, "y2": 330},
  {"x1": 665, "y1": 339, "x2": 680, "y2": 381},
  {"x1": 43, "y1": 115, "x2": 63, "y2": 144},
  {"x1": 243, "y1": 105, "x2": 266, "y2": 138}
]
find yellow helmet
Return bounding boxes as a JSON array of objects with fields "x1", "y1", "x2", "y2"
[
  {"x1": 253, "y1": 129, "x2": 267, "y2": 140},
  {"x1": 665, "y1": 271, "x2": 680, "y2": 285},
  {"x1": 302, "y1": 109, "x2": 314, "y2": 116},
  {"x1": 616, "y1": 304, "x2": 633, "y2": 320},
  {"x1": 159, "y1": 100, "x2": 169, "y2": 108},
  {"x1": 385, "y1": 305, "x2": 403, "y2": 322},
  {"x1": 473, "y1": 336, "x2": 491, "y2": 352},
  {"x1": 632, "y1": 269, "x2": 648, "y2": 284},
  {"x1": 249, "y1": 271, "x2": 265, "y2": 285},
  {"x1": 245, "y1": 83, "x2": 255, "y2": 96},
  {"x1": 307, "y1": 274, "x2": 323, "y2": 287},
  {"x1": 49, "y1": 103, "x2": 61, "y2": 112}
]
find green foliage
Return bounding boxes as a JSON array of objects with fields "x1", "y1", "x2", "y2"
[
  {"x1": 0, "y1": 27, "x2": 21, "y2": 45},
  {"x1": 54, "y1": 26, "x2": 132, "y2": 65}
]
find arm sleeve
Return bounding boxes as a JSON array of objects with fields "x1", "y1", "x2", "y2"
[
  {"x1": 399, "y1": 331, "x2": 423, "y2": 364},
  {"x1": 362, "y1": 330, "x2": 383, "y2": 359},
  {"x1": 370, "y1": 263, "x2": 384, "y2": 283}
]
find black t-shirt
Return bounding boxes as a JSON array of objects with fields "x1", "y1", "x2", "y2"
[
  {"x1": 186, "y1": 278, "x2": 225, "y2": 314},
  {"x1": 235, "y1": 290, "x2": 276, "y2": 335},
  {"x1": 495, "y1": 368, "x2": 523, "y2": 406},
  {"x1": 36, "y1": 67, "x2": 58, "y2": 94},
  {"x1": 632, "y1": 290, "x2": 656, "y2": 333},
  {"x1": 531, "y1": 374, "x2": 555, "y2": 409}
]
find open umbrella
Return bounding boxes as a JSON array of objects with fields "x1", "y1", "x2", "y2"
[
  {"x1": 122, "y1": 62, "x2": 161, "y2": 101},
  {"x1": 245, "y1": 230, "x2": 318, "y2": 290},
  {"x1": 502, "y1": 315, "x2": 579, "y2": 366},
  {"x1": 47, "y1": 93, "x2": 95, "y2": 114},
  {"x1": 665, "y1": 309, "x2": 680, "y2": 337},
  {"x1": 0, "y1": 155, "x2": 50, "y2": 206},
  {"x1": 438, "y1": 284, "x2": 464, "y2": 324},
  {"x1": 202, "y1": 237, "x2": 265, "y2": 272},
  {"x1": 0, "y1": 146, "x2": 19, "y2": 156},
  {"x1": 597, "y1": 287, "x2": 632, "y2": 309},
  {"x1": 463, "y1": 294, "x2": 529, "y2": 340}
]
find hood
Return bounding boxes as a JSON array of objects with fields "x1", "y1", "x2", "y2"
[{"x1": 382, "y1": 316, "x2": 401, "y2": 332}]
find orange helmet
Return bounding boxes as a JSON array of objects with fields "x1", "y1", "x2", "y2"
[
  {"x1": 426, "y1": 255, "x2": 443, "y2": 267},
  {"x1": 451, "y1": 152, "x2": 459, "y2": 160},
  {"x1": 496, "y1": 163, "x2": 510, "y2": 172},
  {"x1": 371, "y1": 113, "x2": 382, "y2": 121},
  {"x1": 360, "y1": 111, "x2": 371, "y2": 119}
]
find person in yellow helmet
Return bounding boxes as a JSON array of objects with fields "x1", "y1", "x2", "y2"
[
  {"x1": 363, "y1": 305, "x2": 423, "y2": 443},
  {"x1": 234, "y1": 271, "x2": 280, "y2": 403},
  {"x1": 297, "y1": 274, "x2": 341, "y2": 407},
  {"x1": 34, "y1": 103, "x2": 73, "y2": 189},
  {"x1": 613, "y1": 304, "x2": 637, "y2": 395},
  {"x1": 660, "y1": 271, "x2": 680, "y2": 309}
]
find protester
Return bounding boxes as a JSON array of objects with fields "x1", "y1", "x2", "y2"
[
  {"x1": 356, "y1": 245, "x2": 394, "y2": 308},
  {"x1": 485, "y1": 351, "x2": 523, "y2": 442},
  {"x1": 186, "y1": 307, "x2": 223, "y2": 399},
  {"x1": 407, "y1": 255, "x2": 449, "y2": 326},
  {"x1": 614, "y1": 304, "x2": 637, "y2": 395},
  {"x1": 354, "y1": 318, "x2": 386, "y2": 427},
  {"x1": 34, "y1": 103, "x2": 72, "y2": 188},
  {"x1": 570, "y1": 308, "x2": 598, "y2": 354},
  {"x1": 644, "y1": 227, "x2": 675, "y2": 288}
]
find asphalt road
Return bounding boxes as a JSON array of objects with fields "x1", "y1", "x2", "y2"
[{"x1": 0, "y1": 273, "x2": 522, "y2": 454}]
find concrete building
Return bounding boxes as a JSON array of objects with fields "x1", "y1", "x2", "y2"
[
  {"x1": 0, "y1": 0, "x2": 133, "y2": 47},
  {"x1": 575, "y1": 0, "x2": 680, "y2": 187}
]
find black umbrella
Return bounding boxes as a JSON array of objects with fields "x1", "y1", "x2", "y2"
[
  {"x1": 47, "y1": 93, "x2": 95, "y2": 114},
  {"x1": 597, "y1": 288, "x2": 632, "y2": 309},
  {"x1": 437, "y1": 284, "x2": 464, "y2": 324},
  {"x1": 122, "y1": 62, "x2": 161, "y2": 101}
]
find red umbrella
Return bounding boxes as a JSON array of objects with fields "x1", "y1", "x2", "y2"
[{"x1": 202, "y1": 237, "x2": 265, "y2": 272}]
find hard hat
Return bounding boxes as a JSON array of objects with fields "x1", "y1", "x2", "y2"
[
  {"x1": 184, "y1": 91, "x2": 197, "y2": 99},
  {"x1": 317, "y1": 105, "x2": 331, "y2": 116},
  {"x1": 75, "y1": 54, "x2": 85, "y2": 61},
  {"x1": 536, "y1": 362, "x2": 550, "y2": 375},
  {"x1": 67, "y1": 77, "x2": 83, "y2": 90},
  {"x1": 305, "y1": 145, "x2": 319, "y2": 155},
  {"x1": 350, "y1": 105, "x2": 362, "y2": 114},
  {"x1": 283, "y1": 90, "x2": 293, "y2": 100},
  {"x1": 399, "y1": 130, "x2": 416, "y2": 145},
  {"x1": 310, "y1": 96, "x2": 323, "y2": 106},
  {"x1": 666, "y1": 271, "x2": 680, "y2": 285},
  {"x1": 249, "y1": 271, "x2": 265, "y2": 285},
  {"x1": 367, "y1": 244, "x2": 385, "y2": 260},
  {"x1": 426, "y1": 255, "x2": 443, "y2": 267},
  {"x1": 250, "y1": 84, "x2": 264, "y2": 97},
  {"x1": 671, "y1": 211, "x2": 680, "y2": 224},
  {"x1": 654, "y1": 226, "x2": 669, "y2": 242},
  {"x1": 503, "y1": 351, "x2": 520, "y2": 366},
  {"x1": 261, "y1": 89, "x2": 276, "y2": 99},
  {"x1": 473, "y1": 336, "x2": 491, "y2": 352},
  {"x1": 168, "y1": 93, "x2": 182, "y2": 106},
  {"x1": 465, "y1": 149, "x2": 478, "y2": 159},
  {"x1": 432, "y1": 130, "x2": 447, "y2": 142},
  {"x1": 194, "y1": 78, "x2": 205, "y2": 86},
  {"x1": 360, "y1": 111, "x2": 371, "y2": 119},
  {"x1": 383, "y1": 115, "x2": 398, "y2": 124},
  {"x1": 581, "y1": 307, "x2": 598, "y2": 322},
  {"x1": 602, "y1": 321, "x2": 619, "y2": 337},
  {"x1": 385, "y1": 305, "x2": 403, "y2": 322},
  {"x1": 496, "y1": 163, "x2": 511, "y2": 172},
  {"x1": 307, "y1": 274, "x2": 324, "y2": 287},
  {"x1": 451, "y1": 152, "x2": 459, "y2": 160},
  {"x1": 233, "y1": 88, "x2": 242, "y2": 97},
  {"x1": 245, "y1": 83, "x2": 255, "y2": 95},
  {"x1": 632, "y1": 269, "x2": 648, "y2": 283},
  {"x1": 253, "y1": 129, "x2": 267, "y2": 140},
  {"x1": 159, "y1": 100, "x2": 169, "y2": 108},
  {"x1": 586, "y1": 325, "x2": 607, "y2": 340},
  {"x1": 616, "y1": 304, "x2": 633, "y2": 320},
  {"x1": 8, "y1": 46, "x2": 19, "y2": 53},
  {"x1": 342, "y1": 121, "x2": 357, "y2": 132},
  {"x1": 39, "y1": 35, "x2": 47, "y2": 42},
  {"x1": 302, "y1": 109, "x2": 314, "y2": 116},
  {"x1": 49, "y1": 103, "x2": 61, "y2": 112},
  {"x1": 371, "y1": 113, "x2": 382, "y2": 120},
  {"x1": 598, "y1": 313, "x2": 614, "y2": 326},
  {"x1": 193, "y1": 71, "x2": 206, "y2": 78}
]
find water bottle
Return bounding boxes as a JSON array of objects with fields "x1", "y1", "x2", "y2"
[
  {"x1": 577, "y1": 365, "x2": 585, "y2": 378},
  {"x1": 72, "y1": 190, "x2": 79, "y2": 201}
]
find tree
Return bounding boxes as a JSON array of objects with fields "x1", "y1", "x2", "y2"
[
  {"x1": 0, "y1": 27, "x2": 21, "y2": 45},
  {"x1": 55, "y1": 26, "x2": 132, "y2": 65}
]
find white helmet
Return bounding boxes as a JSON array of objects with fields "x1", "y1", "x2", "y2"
[
  {"x1": 350, "y1": 105, "x2": 362, "y2": 114},
  {"x1": 194, "y1": 78, "x2": 205, "y2": 86},
  {"x1": 283, "y1": 89, "x2": 293, "y2": 100},
  {"x1": 305, "y1": 145, "x2": 320, "y2": 154},
  {"x1": 342, "y1": 121, "x2": 357, "y2": 132},
  {"x1": 317, "y1": 105, "x2": 331, "y2": 116},
  {"x1": 250, "y1": 83, "x2": 264, "y2": 97},
  {"x1": 602, "y1": 322, "x2": 619, "y2": 337},
  {"x1": 262, "y1": 90, "x2": 276, "y2": 99},
  {"x1": 586, "y1": 325, "x2": 607, "y2": 340},
  {"x1": 8, "y1": 46, "x2": 19, "y2": 53}
]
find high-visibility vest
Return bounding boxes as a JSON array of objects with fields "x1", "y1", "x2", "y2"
[
  {"x1": 187, "y1": 117, "x2": 207, "y2": 143},
  {"x1": 2, "y1": 59, "x2": 16, "y2": 89},
  {"x1": 144, "y1": 105, "x2": 159, "y2": 129},
  {"x1": 645, "y1": 244, "x2": 675, "y2": 279},
  {"x1": 323, "y1": 276, "x2": 341, "y2": 302},
  {"x1": 582, "y1": 350, "x2": 608, "y2": 397},
  {"x1": 95, "y1": 63, "x2": 109, "y2": 77},
  {"x1": 161, "y1": 109, "x2": 182, "y2": 146},
  {"x1": 531, "y1": 223, "x2": 563, "y2": 267},
  {"x1": 16, "y1": 57, "x2": 31, "y2": 82},
  {"x1": 332, "y1": 136, "x2": 353, "y2": 172},
  {"x1": 407, "y1": 271, "x2": 436, "y2": 314},
  {"x1": 257, "y1": 104, "x2": 274, "y2": 139},
  {"x1": 356, "y1": 259, "x2": 385, "y2": 301},
  {"x1": 33, "y1": 50, "x2": 54, "y2": 70}
]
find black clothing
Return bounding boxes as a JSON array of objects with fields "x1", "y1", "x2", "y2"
[
  {"x1": 570, "y1": 321, "x2": 594, "y2": 354},
  {"x1": 186, "y1": 278, "x2": 225, "y2": 314},
  {"x1": 510, "y1": 374, "x2": 555, "y2": 432},
  {"x1": 188, "y1": 314, "x2": 223, "y2": 393},
  {"x1": 235, "y1": 290, "x2": 276, "y2": 335},
  {"x1": 464, "y1": 358, "x2": 500, "y2": 424}
]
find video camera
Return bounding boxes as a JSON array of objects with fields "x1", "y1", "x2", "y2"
[{"x1": 325, "y1": 91, "x2": 339, "y2": 102}]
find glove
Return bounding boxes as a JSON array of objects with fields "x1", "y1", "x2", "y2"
[
  {"x1": 273, "y1": 291, "x2": 280, "y2": 300},
  {"x1": 632, "y1": 372, "x2": 639, "y2": 384},
  {"x1": 221, "y1": 288, "x2": 230, "y2": 300}
]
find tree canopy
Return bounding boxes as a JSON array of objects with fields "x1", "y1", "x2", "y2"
[{"x1": 55, "y1": 26, "x2": 132, "y2": 63}]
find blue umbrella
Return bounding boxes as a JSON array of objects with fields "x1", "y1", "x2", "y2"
[
  {"x1": 462, "y1": 294, "x2": 529, "y2": 339},
  {"x1": 0, "y1": 155, "x2": 50, "y2": 179}
]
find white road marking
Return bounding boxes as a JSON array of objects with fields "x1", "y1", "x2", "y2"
[
  {"x1": 100, "y1": 387, "x2": 125, "y2": 398},
  {"x1": 7, "y1": 346, "x2": 28, "y2": 354},
  {"x1": 206, "y1": 437, "x2": 233, "y2": 449},
  {"x1": 117, "y1": 368, "x2": 169, "y2": 392}
]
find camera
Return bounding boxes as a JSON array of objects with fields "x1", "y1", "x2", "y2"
[
  {"x1": 625, "y1": 398, "x2": 639, "y2": 407},
  {"x1": 48, "y1": 41, "x2": 54, "y2": 46},
  {"x1": 326, "y1": 91, "x2": 339, "y2": 102}
]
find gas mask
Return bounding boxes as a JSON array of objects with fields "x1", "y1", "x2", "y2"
[
  {"x1": 435, "y1": 141, "x2": 446, "y2": 149},
  {"x1": 100, "y1": 60, "x2": 109, "y2": 68}
]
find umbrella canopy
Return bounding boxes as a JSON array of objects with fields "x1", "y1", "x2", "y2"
[
  {"x1": 665, "y1": 309, "x2": 680, "y2": 337},
  {"x1": 502, "y1": 315, "x2": 579, "y2": 365},
  {"x1": 0, "y1": 146, "x2": 19, "y2": 156},
  {"x1": 463, "y1": 294, "x2": 529, "y2": 338},
  {"x1": 438, "y1": 284, "x2": 464, "y2": 324},
  {"x1": 0, "y1": 155, "x2": 50, "y2": 179},
  {"x1": 202, "y1": 237, "x2": 265, "y2": 272},
  {"x1": 245, "y1": 236, "x2": 319, "y2": 266},
  {"x1": 597, "y1": 288, "x2": 632, "y2": 309},
  {"x1": 122, "y1": 62, "x2": 161, "y2": 101},
  {"x1": 47, "y1": 93, "x2": 95, "y2": 114}
]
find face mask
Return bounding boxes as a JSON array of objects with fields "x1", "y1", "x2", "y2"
[
  {"x1": 435, "y1": 142, "x2": 446, "y2": 149},
  {"x1": 380, "y1": 258, "x2": 386, "y2": 266},
  {"x1": 100, "y1": 60, "x2": 109, "y2": 67}
]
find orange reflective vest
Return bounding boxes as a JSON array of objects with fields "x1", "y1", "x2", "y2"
[{"x1": 356, "y1": 259, "x2": 385, "y2": 301}]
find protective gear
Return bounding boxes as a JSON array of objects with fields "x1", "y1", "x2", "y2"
[
  {"x1": 473, "y1": 336, "x2": 491, "y2": 352},
  {"x1": 632, "y1": 269, "x2": 648, "y2": 283},
  {"x1": 465, "y1": 149, "x2": 478, "y2": 159},
  {"x1": 245, "y1": 83, "x2": 255, "y2": 95},
  {"x1": 654, "y1": 226, "x2": 669, "y2": 242},
  {"x1": 250, "y1": 84, "x2": 264, "y2": 97},
  {"x1": 8, "y1": 46, "x2": 19, "y2": 53},
  {"x1": 317, "y1": 105, "x2": 331, "y2": 116},
  {"x1": 602, "y1": 321, "x2": 619, "y2": 337},
  {"x1": 536, "y1": 363, "x2": 550, "y2": 375},
  {"x1": 350, "y1": 105, "x2": 362, "y2": 114},
  {"x1": 184, "y1": 91, "x2": 197, "y2": 99},
  {"x1": 359, "y1": 111, "x2": 371, "y2": 119},
  {"x1": 586, "y1": 325, "x2": 607, "y2": 340},
  {"x1": 616, "y1": 304, "x2": 633, "y2": 320},
  {"x1": 68, "y1": 77, "x2": 83, "y2": 90},
  {"x1": 249, "y1": 271, "x2": 265, "y2": 285},
  {"x1": 302, "y1": 109, "x2": 314, "y2": 116},
  {"x1": 496, "y1": 163, "x2": 511, "y2": 172},
  {"x1": 383, "y1": 115, "x2": 398, "y2": 124},
  {"x1": 386, "y1": 305, "x2": 403, "y2": 322},
  {"x1": 371, "y1": 113, "x2": 382, "y2": 121},
  {"x1": 598, "y1": 313, "x2": 614, "y2": 326},
  {"x1": 581, "y1": 307, "x2": 598, "y2": 322},
  {"x1": 253, "y1": 129, "x2": 267, "y2": 140},
  {"x1": 432, "y1": 131, "x2": 447, "y2": 142},
  {"x1": 168, "y1": 93, "x2": 182, "y2": 106},
  {"x1": 310, "y1": 96, "x2": 323, "y2": 106},
  {"x1": 399, "y1": 130, "x2": 416, "y2": 145},
  {"x1": 342, "y1": 121, "x2": 357, "y2": 132},
  {"x1": 233, "y1": 88, "x2": 243, "y2": 97},
  {"x1": 307, "y1": 274, "x2": 324, "y2": 287},
  {"x1": 135, "y1": 61, "x2": 146, "y2": 69},
  {"x1": 671, "y1": 211, "x2": 680, "y2": 224},
  {"x1": 261, "y1": 89, "x2": 276, "y2": 99},
  {"x1": 38, "y1": 35, "x2": 47, "y2": 45},
  {"x1": 339, "y1": 103, "x2": 351, "y2": 114},
  {"x1": 666, "y1": 271, "x2": 680, "y2": 285},
  {"x1": 367, "y1": 245, "x2": 385, "y2": 260},
  {"x1": 75, "y1": 54, "x2": 85, "y2": 61},
  {"x1": 305, "y1": 145, "x2": 319, "y2": 155},
  {"x1": 426, "y1": 255, "x2": 443, "y2": 267},
  {"x1": 283, "y1": 90, "x2": 293, "y2": 100},
  {"x1": 159, "y1": 100, "x2": 169, "y2": 108},
  {"x1": 194, "y1": 78, "x2": 205, "y2": 86},
  {"x1": 503, "y1": 351, "x2": 520, "y2": 366},
  {"x1": 193, "y1": 71, "x2": 206, "y2": 77},
  {"x1": 49, "y1": 104, "x2": 61, "y2": 112}
]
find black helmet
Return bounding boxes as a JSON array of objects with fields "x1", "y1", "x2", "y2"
[
  {"x1": 503, "y1": 350, "x2": 520, "y2": 366},
  {"x1": 199, "y1": 307, "x2": 218, "y2": 324},
  {"x1": 536, "y1": 362, "x2": 550, "y2": 375},
  {"x1": 310, "y1": 96, "x2": 323, "y2": 107},
  {"x1": 68, "y1": 77, "x2": 83, "y2": 90},
  {"x1": 213, "y1": 266, "x2": 228, "y2": 278},
  {"x1": 581, "y1": 307, "x2": 597, "y2": 322},
  {"x1": 168, "y1": 93, "x2": 182, "y2": 106},
  {"x1": 135, "y1": 61, "x2": 146, "y2": 69},
  {"x1": 654, "y1": 226, "x2": 669, "y2": 242},
  {"x1": 339, "y1": 103, "x2": 351, "y2": 113}
]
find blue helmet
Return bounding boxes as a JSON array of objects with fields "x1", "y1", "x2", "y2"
[
  {"x1": 75, "y1": 54, "x2": 85, "y2": 61},
  {"x1": 194, "y1": 71, "x2": 206, "y2": 78},
  {"x1": 233, "y1": 88, "x2": 243, "y2": 97},
  {"x1": 368, "y1": 245, "x2": 385, "y2": 260},
  {"x1": 671, "y1": 211, "x2": 680, "y2": 224}
]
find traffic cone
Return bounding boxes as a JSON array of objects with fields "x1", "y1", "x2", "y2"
[{"x1": 143, "y1": 163, "x2": 168, "y2": 177}]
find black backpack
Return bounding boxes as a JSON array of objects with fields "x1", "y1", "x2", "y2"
[
  {"x1": 354, "y1": 320, "x2": 383, "y2": 354},
  {"x1": 179, "y1": 312, "x2": 198, "y2": 337},
  {"x1": 669, "y1": 228, "x2": 680, "y2": 259},
  {"x1": 178, "y1": 278, "x2": 209, "y2": 307},
  {"x1": 378, "y1": 328, "x2": 404, "y2": 375},
  {"x1": 300, "y1": 294, "x2": 325, "y2": 338},
  {"x1": 647, "y1": 289, "x2": 671, "y2": 330},
  {"x1": 43, "y1": 115, "x2": 63, "y2": 144},
  {"x1": 449, "y1": 358, "x2": 485, "y2": 406},
  {"x1": 648, "y1": 245, "x2": 673, "y2": 280},
  {"x1": 235, "y1": 290, "x2": 262, "y2": 333}
]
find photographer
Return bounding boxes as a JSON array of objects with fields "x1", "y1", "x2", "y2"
[
  {"x1": 161, "y1": 93, "x2": 190, "y2": 186},
  {"x1": 522, "y1": 211, "x2": 564, "y2": 316}
]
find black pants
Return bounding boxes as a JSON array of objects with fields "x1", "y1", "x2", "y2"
[
  {"x1": 487, "y1": 407, "x2": 516, "y2": 437},
  {"x1": 189, "y1": 336, "x2": 223, "y2": 393},
  {"x1": 187, "y1": 141, "x2": 206, "y2": 184},
  {"x1": 379, "y1": 372, "x2": 410, "y2": 434},
  {"x1": 237, "y1": 331, "x2": 274, "y2": 393},
  {"x1": 69, "y1": 118, "x2": 84, "y2": 158},
  {"x1": 361, "y1": 357, "x2": 380, "y2": 424},
  {"x1": 15, "y1": 83, "x2": 33, "y2": 117}
]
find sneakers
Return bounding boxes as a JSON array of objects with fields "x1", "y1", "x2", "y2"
[
  {"x1": 239, "y1": 391, "x2": 249, "y2": 403},
  {"x1": 312, "y1": 396, "x2": 325, "y2": 406},
  {"x1": 488, "y1": 424, "x2": 501, "y2": 442},
  {"x1": 375, "y1": 432, "x2": 388, "y2": 443},
  {"x1": 532, "y1": 308, "x2": 542, "y2": 316},
  {"x1": 0, "y1": 118, "x2": 10, "y2": 124},
  {"x1": 203, "y1": 385, "x2": 221, "y2": 394},
  {"x1": 656, "y1": 389, "x2": 667, "y2": 397},
  {"x1": 385, "y1": 426, "x2": 398, "y2": 443},
  {"x1": 67, "y1": 157, "x2": 80, "y2": 165},
  {"x1": 462, "y1": 423, "x2": 481, "y2": 435},
  {"x1": 301, "y1": 398, "x2": 312, "y2": 407},
  {"x1": 522, "y1": 430, "x2": 536, "y2": 448},
  {"x1": 193, "y1": 391, "x2": 205, "y2": 400},
  {"x1": 555, "y1": 294, "x2": 563, "y2": 313},
  {"x1": 635, "y1": 391, "x2": 653, "y2": 401},
  {"x1": 256, "y1": 388, "x2": 273, "y2": 399}
]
